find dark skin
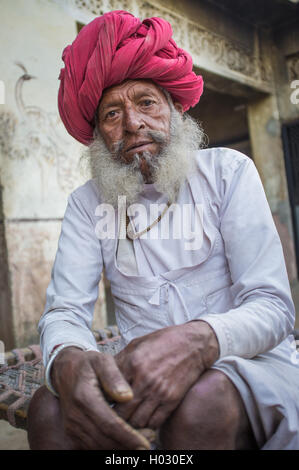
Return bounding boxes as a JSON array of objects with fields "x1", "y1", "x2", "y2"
[
  {"x1": 113, "y1": 321, "x2": 219, "y2": 429},
  {"x1": 51, "y1": 320, "x2": 219, "y2": 449},
  {"x1": 28, "y1": 80, "x2": 256, "y2": 450},
  {"x1": 50, "y1": 346, "x2": 152, "y2": 449},
  {"x1": 97, "y1": 79, "x2": 182, "y2": 182}
]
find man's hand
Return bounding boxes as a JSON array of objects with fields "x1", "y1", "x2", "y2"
[
  {"x1": 51, "y1": 347, "x2": 151, "y2": 450},
  {"x1": 114, "y1": 320, "x2": 219, "y2": 430}
]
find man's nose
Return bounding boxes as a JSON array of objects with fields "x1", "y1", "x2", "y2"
[{"x1": 123, "y1": 107, "x2": 145, "y2": 133}]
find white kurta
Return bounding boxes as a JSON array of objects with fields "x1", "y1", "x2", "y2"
[{"x1": 38, "y1": 147, "x2": 299, "y2": 449}]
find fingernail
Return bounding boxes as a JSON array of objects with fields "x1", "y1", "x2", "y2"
[
  {"x1": 116, "y1": 384, "x2": 131, "y2": 393},
  {"x1": 117, "y1": 390, "x2": 133, "y2": 399},
  {"x1": 117, "y1": 389, "x2": 129, "y2": 395}
]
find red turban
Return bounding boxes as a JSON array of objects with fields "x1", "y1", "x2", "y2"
[{"x1": 58, "y1": 10, "x2": 204, "y2": 145}]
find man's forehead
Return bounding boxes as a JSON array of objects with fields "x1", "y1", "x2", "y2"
[{"x1": 100, "y1": 79, "x2": 165, "y2": 106}]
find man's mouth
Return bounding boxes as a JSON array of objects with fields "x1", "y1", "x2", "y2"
[{"x1": 125, "y1": 141, "x2": 154, "y2": 153}]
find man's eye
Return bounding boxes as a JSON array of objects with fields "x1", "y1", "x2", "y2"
[
  {"x1": 141, "y1": 99, "x2": 154, "y2": 107},
  {"x1": 105, "y1": 110, "x2": 118, "y2": 119}
]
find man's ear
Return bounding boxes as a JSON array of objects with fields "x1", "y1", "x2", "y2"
[{"x1": 174, "y1": 102, "x2": 184, "y2": 115}]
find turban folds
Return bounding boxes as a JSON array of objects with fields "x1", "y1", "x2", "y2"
[{"x1": 58, "y1": 10, "x2": 204, "y2": 145}]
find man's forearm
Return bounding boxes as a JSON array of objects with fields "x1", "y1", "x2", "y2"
[
  {"x1": 199, "y1": 296, "x2": 294, "y2": 359},
  {"x1": 39, "y1": 318, "x2": 99, "y2": 367}
]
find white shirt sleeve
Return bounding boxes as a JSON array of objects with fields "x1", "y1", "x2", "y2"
[
  {"x1": 200, "y1": 153, "x2": 295, "y2": 359},
  {"x1": 38, "y1": 192, "x2": 103, "y2": 366}
]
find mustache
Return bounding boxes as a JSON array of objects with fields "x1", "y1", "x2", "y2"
[{"x1": 111, "y1": 130, "x2": 168, "y2": 157}]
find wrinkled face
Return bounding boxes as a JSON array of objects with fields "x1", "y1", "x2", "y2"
[
  {"x1": 87, "y1": 84, "x2": 204, "y2": 208},
  {"x1": 97, "y1": 79, "x2": 172, "y2": 164}
]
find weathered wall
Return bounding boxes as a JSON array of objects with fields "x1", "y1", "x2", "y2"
[
  {"x1": 247, "y1": 93, "x2": 297, "y2": 282},
  {"x1": 247, "y1": 25, "x2": 299, "y2": 283},
  {"x1": 0, "y1": 182, "x2": 14, "y2": 351},
  {"x1": 0, "y1": 0, "x2": 106, "y2": 348}
]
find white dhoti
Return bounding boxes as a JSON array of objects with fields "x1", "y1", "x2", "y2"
[{"x1": 212, "y1": 339, "x2": 299, "y2": 449}]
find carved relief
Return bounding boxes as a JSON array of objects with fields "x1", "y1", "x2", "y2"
[
  {"x1": 67, "y1": 0, "x2": 272, "y2": 87},
  {"x1": 74, "y1": 0, "x2": 105, "y2": 16},
  {"x1": 0, "y1": 63, "x2": 77, "y2": 193},
  {"x1": 189, "y1": 25, "x2": 223, "y2": 63},
  {"x1": 108, "y1": 0, "x2": 134, "y2": 13},
  {"x1": 74, "y1": 0, "x2": 134, "y2": 16},
  {"x1": 188, "y1": 23, "x2": 272, "y2": 84},
  {"x1": 140, "y1": 2, "x2": 187, "y2": 48}
]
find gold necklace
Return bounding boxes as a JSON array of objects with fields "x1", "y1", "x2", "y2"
[{"x1": 126, "y1": 202, "x2": 171, "y2": 240}]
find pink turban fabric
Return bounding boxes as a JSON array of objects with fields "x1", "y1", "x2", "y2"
[{"x1": 58, "y1": 10, "x2": 204, "y2": 145}]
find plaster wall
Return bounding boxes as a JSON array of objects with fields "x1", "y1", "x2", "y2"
[{"x1": 0, "y1": 0, "x2": 106, "y2": 347}]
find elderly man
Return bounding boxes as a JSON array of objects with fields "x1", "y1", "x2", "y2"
[{"x1": 27, "y1": 11, "x2": 299, "y2": 450}]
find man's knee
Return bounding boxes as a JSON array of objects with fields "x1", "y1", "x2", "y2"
[
  {"x1": 184, "y1": 369, "x2": 241, "y2": 428},
  {"x1": 28, "y1": 385, "x2": 59, "y2": 425},
  {"x1": 160, "y1": 369, "x2": 245, "y2": 449},
  {"x1": 27, "y1": 385, "x2": 66, "y2": 449}
]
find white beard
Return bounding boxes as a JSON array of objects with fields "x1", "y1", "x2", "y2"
[{"x1": 80, "y1": 108, "x2": 206, "y2": 209}]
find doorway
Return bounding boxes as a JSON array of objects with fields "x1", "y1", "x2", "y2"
[{"x1": 188, "y1": 87, "x2": 253, "y2": 159}]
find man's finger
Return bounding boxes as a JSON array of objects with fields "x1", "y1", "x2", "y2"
[
  {"x1": 114, "y1": 395, "x2": 142, "y2": 421},
  {"x1": 73, "y1": 380, "x2": 151, "y2": 450},
  {"x1": 148, "y1": 402, "x2": 175, "y2": 430},
  {"x1": 90, "y1": 352, "x2": 133, "y2": 402},
  {"x1": 92, "y1": 398, "x2": 151, "y2": 449},
  {"x1": 128, "y1": 397, "x2": 159, "y2": 429},
  {"x1": 139, "y1": 428, "x2": 157, "y2": 444},
  {"x1": 66, "y1": 419, "x2": 118, "y2": 450}
]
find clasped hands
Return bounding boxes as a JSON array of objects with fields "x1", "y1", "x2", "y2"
[{"x1": 51, "y1": 320, "x2": 219, "y2": 450}]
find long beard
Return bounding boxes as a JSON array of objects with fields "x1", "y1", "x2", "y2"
[{"x1": 81, "y1": 109, "x2": 206, "y2": 209}]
